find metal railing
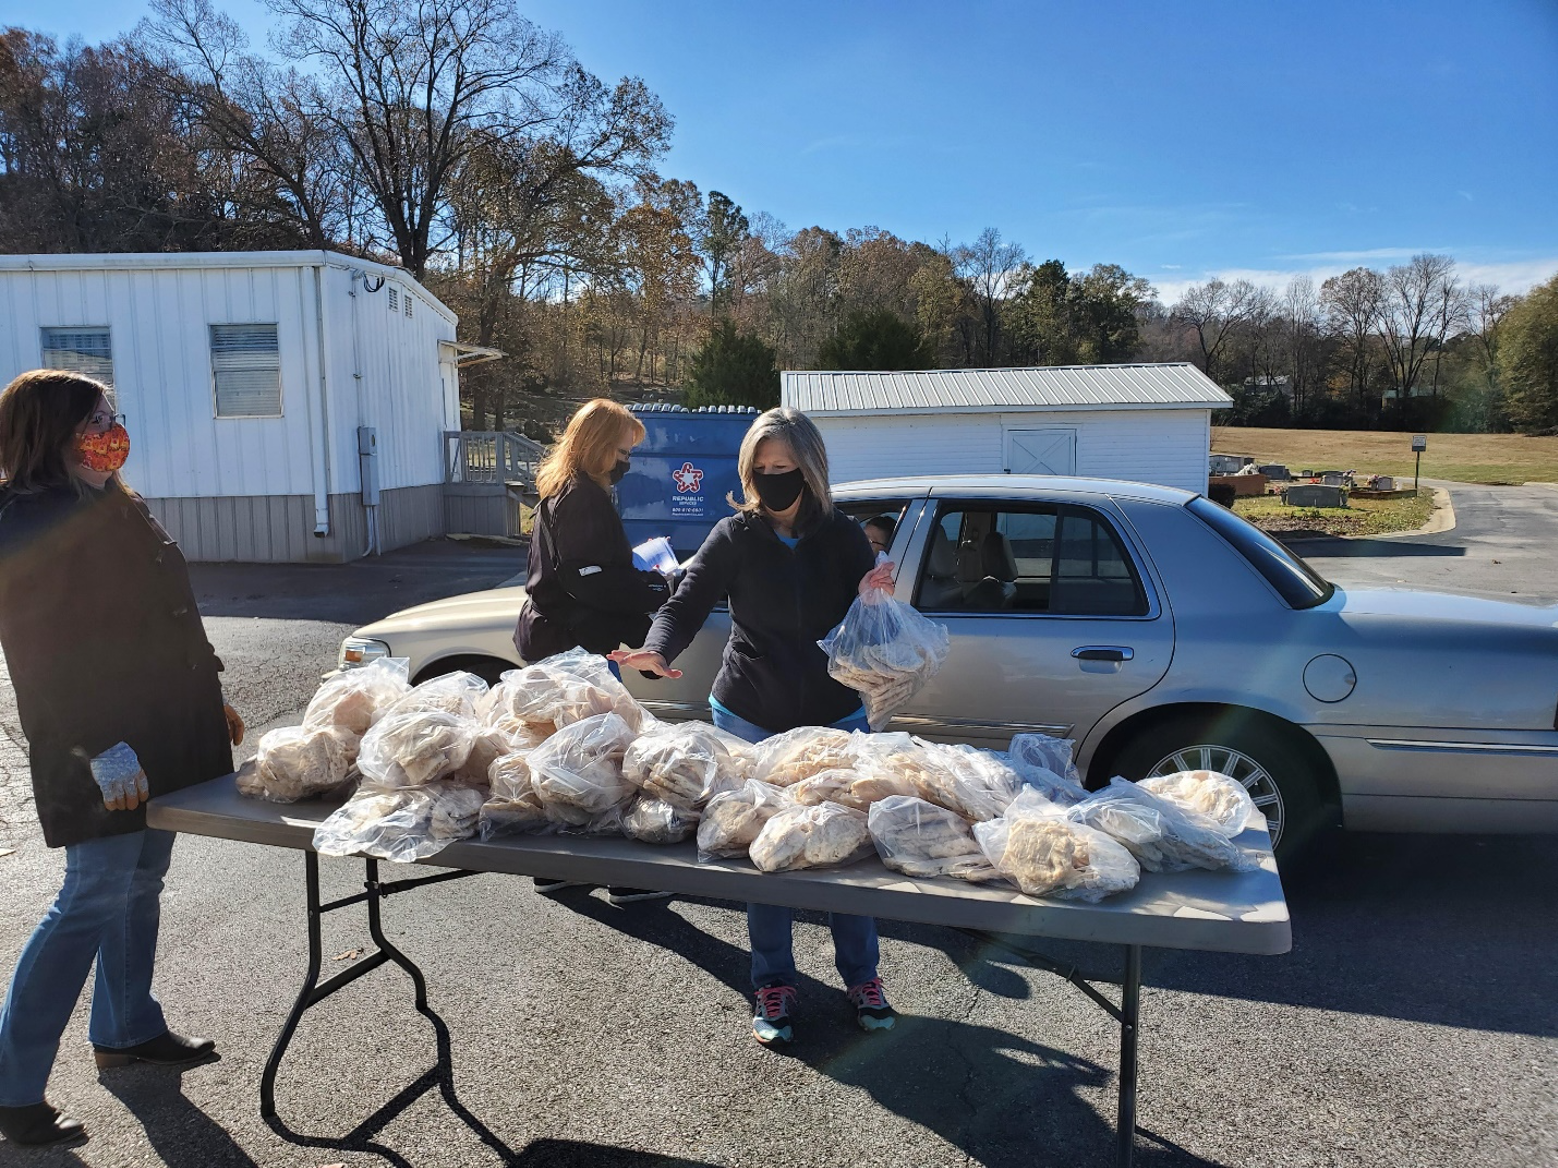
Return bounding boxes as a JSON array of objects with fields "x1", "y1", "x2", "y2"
[{"x1": 443, "y1": 431, "x2": 545, "y2": 492}]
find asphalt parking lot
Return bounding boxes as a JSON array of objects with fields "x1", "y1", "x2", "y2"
[{"x1": 0, "y1": 488, "x2": 1554, "y2": 1168}]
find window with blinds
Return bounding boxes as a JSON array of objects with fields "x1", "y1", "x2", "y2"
[
  {"x1": 210, "y1": 324, "x2": 282, "y2": 417},
  {"x1": 41, "y1": 327, "x2": 114, "y2": 392}
]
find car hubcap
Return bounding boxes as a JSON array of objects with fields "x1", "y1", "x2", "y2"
[{"x1": 1144, "y1": 744, "x2": 1285, "y2": 846}]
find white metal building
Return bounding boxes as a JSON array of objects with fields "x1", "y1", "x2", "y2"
[
  {"x1": 0, "y1": 250, "x2": 485, "y2": 562},
  {"x1": 782, "y1": 363, "x2": 1232, "y2": 495}
]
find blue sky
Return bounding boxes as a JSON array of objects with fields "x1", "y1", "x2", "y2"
[{"x1": 12, "y1": 0, "x2": 1558, "y2": 301}]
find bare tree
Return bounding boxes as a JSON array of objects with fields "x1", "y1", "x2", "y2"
[
  {"x1": 1170, "y1": 278, "x2": 1263, "y2": 384},
  {"x1": 1378, "y1": 253, "x2": 1465, "y2": 402},
  {"x1": 1321, "y1": 267, "x2": 1385, "y2": 417},
  {"x1": 953, "y1": 227, "x2": 1026, "y2": 364},
  {"x1": 1467, "y1": 283, "x2": 1516, "y2": 391},
  {"x1": 1281, "y1": 276, "x2": 1323, "y2": 414}
]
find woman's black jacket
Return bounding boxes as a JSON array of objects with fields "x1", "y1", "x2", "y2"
[
  {"x1": 642, "y1": 506, "x2": 873, "y2": 733},
  {"x1": 0, "y1": 483, "x2": 232, "y2": 848},
  {"x1": 516, "y1": 472, "x2": 670, "y2": 661}
]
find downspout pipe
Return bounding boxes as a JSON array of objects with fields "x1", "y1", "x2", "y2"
[{"x1": 310, "y1": 262, "x2": 332, "y2": 536}]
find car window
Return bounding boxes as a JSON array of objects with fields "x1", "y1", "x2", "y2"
[
  {"x1": 838, "y1": 499, "x2": 911, "y2": 557},
  {"x1": 914, "y1": 502, "x2": 1147, "y2": 616},
  {"x1": 1186, "y1": 496, "x2": 1334, "y2": 609}
]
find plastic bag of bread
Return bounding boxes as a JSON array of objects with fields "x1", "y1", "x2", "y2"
[
  {"x1": 899, "y1": 739, "x2": 1024, "y2": 822},
  {"x1": 479, "y1": 751, "x2": 551, "y2": 839},
  {"x1": 380, "y1": 671, "x2": 489, "y2": 721},
  {"x1": 867, "y1": 795, "x2": 1000, "y2": 882},
  {"x1": 750, "y1": 802, "x2": 873, "y2": 873},
  {"x1": 751, "y1": 726, "x2": 857, "y2": 787},
  {"x1": 696, "y1": 780, "x2": 790, "y2": 861},
  {"x1": 974, "y1": 792, "x2": 1140, "y2": 901},
  {"x1": 485, "y1": 649, "x2": 650, "y2": 737},
  {"x1": 238, "y1": 725, "x2": 359, "y2": 803},
  {"x1": 1004, "y1": 733, "x2": 1089, "y2": 805},
  {"x1": 1139, "y1": 771, "x2": 1258, "y2": 838},
  {"x1": 1066, "y1": 778, "x2": 1257, "y2": 873},
  {"x1": 357, "y1": 710, "x2": 477, "y2": 789},
  {"x1": 529, "y1": 711, "x2": 636, "y2": 828},
  {"x1": 623, "y1": 720, "x2": 752, "y2": 812},
  {"x1": 313, "y1": 781, "x2": 481, "y2": 863},
  {"x1": 622, "y1": 796, "x2": 697, "y2": 845},
  {"x1": 302, "y1": 658, "x2": 411, "y2": 735},
  {"x1": 453, "y1": 724, "x2": 519, "y2": 787},
  {"x1": 819, "y1": 578, "x2": 950, "y2": 730},
  {"x1": 824, "y1": 732, "x2": 922, "y2": 808}
]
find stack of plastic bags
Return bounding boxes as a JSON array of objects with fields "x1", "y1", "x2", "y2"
[{"x1": 818, "y1": 580, "x2": 950, "y2": 730}]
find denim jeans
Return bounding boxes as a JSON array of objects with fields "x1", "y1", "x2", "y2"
[
  {"x1": 710, "y1": 702, "x2": 880, "y2": 991},
  {"x1": 0, "y1": 829, "x2": 175, "y2": 1106}
]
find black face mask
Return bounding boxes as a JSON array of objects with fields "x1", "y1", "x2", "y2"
[
  {"x1": 754, "y1": 468, "x2": 805, "y2": 512},
  {"x1": 609, "y1": 458, "x2": 630, "y2": 485}
]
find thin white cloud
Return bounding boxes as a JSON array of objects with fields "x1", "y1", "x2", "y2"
[{"x1": 1145, "y1": 256, "x2": 1558, "y2": 306}]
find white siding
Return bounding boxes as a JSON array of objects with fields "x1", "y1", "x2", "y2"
[{"x1": 816, "y1": 409, "x2": 1210, "y2": 494}]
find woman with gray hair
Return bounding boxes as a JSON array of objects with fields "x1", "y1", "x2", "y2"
[{"x1": 612, "y1": 407, "x2": 895, "y2": 1047}]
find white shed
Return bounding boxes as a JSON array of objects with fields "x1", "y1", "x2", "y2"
[
  {"x1": 0, "y1": 250, "x2": 489, "y2": 562},
  {"x1": 782, "y1": 363, "x2": 1232, "y2": 495}
]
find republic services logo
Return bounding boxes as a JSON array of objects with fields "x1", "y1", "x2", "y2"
[{"x1": 672, "y1": 461, "x2": 704, "y2": 494}]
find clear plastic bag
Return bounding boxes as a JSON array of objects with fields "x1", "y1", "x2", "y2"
[
  {"x1": 239, "y1": 725, "x2": 359, "y2": 803},
  {"x1": 380, "y1": 671, "x2": 489, "y2": 721},
  {"x1": 356, "y1": 710, "x2": 478, "y2": 789},
  {"x1": 1004, "y1": 733, "x2": 1090, "y2": 805},
  {"x1": 479, "y1": 751, "x2": 551, "y2": 839},
  {"x1": 973, "y1": 795, "x2": 1140, "y2": 901},
  {"x1": 899, "y1": 738, "x2": 1024, "y2": 822},
  {"x1": 622, "y1": 720, "x2": 752, "y2": 812},
  {"x1": 696, "y1": 779, "x2": 790, "y2": 862},
  {"x1": 1138, "y1": 771, "x2": 1258, "y2": 838},
  {"x1": 312, "y1": 780, "x2": 482, "y2": 863},
  {"x1": 1067, "y1": 777, "x2": 1258, "y2": 872},
  {"x1": 303, "y1": 658, "x2": 411, "y2": 735},
  {"x1": 528, "y1": 711, "x2": 636, "y2": 828},
  {"x1": 819, "y1": 585, "x2": 951, "y2": 730},
  {"x1": 454, "y1": 725, "x2": 520, "y2": 787},
  {"x1": 866, "y1": 795, "x2": 999, "y2": 882},
  {"x1": 622, "y1": 796, "x2": 697, "y2": 845},
  {"x1": 485, "y1": 649, "x2": 651, "y2": 737},
  {"x1": 750, "y1": 802, "x2": 873, "y2": 873},
  {"x1": 750, "y1": 726, "x2": 857, "y2": 787}
]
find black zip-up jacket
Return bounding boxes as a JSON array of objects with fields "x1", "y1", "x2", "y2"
[
  {"x1": 0, "y1": 483, "x2": 232, "y2": 848},
  {"x1": 516, "y1": 472, "x2": 671, "y2": 660},
  {"x1": 642, "y1": 506, "x2": 874, "y2": 733}
]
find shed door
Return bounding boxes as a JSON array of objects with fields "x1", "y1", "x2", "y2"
[{"x1": 1005, "y1": 428, "x2": 1076, "y2": 475}]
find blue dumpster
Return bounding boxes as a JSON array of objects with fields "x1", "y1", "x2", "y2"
[{"x1": 617, "y1": 405, "x2": 760, "y2": 561}]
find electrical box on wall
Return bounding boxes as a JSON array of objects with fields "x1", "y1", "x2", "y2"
[{"x1": 358, "y1": 426, "x2": 380, "y2": 505}]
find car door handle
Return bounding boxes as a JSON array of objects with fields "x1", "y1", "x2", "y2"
[{"x1": 1072, "y1": 646, "x2": 1134, "y2": 662}]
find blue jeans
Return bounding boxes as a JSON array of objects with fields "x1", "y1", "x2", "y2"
[
  {"x1": 710, "y1": 703, "x2": 880, "y2": 992},
  {"x1": 0, "y1": 829, "x2": 175, "y2": 1105}
]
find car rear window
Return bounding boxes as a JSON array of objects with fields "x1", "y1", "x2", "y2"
[{"x1": 1187, "y1": 496, "x2": 1334, "y2": 609}]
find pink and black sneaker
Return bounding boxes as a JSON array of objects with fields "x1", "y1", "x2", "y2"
[
  {"x1": 752, "y1": 982, "x2": 797, "y2": 1046},
  {"x1": 847, "y1": 977, "x2": 896, "y2": 1032}
]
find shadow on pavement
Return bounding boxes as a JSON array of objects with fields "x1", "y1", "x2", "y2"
[
  {"x1": 507, "y1": 1140, "x2": 724, "y2": 1167},
  {"x1": 1292, "y1": 537, "x2": 1463, "y2": 558},
  {"x1": 190, "y1": 540, "x2": 524, "y2": 625},
  {"x1": 97, "y1": 1064, "x2": 259, "y2": 1168}
]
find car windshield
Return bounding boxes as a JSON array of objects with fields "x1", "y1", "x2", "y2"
[{"x1": 1186, "y1": 496, "x2": 1334, "y2": 609}]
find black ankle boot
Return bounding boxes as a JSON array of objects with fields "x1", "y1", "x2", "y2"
[
  {"x1": 93, "y1": 1030, "x2": 216, "y2": 1070},
  {"x1": 0, "y1": 1102, "x2": 86, "y2": 1146}
]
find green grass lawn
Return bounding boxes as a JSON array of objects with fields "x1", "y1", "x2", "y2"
[
  {"x1": 1213, "y1": 428, "x2": 1558, "y2": 485},
  {"x1": 1233, "y1": 489, "x2": 1437, "y2": 538}
]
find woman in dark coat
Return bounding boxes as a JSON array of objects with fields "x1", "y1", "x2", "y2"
[
  {"x1": 514, "y1": 398, "x2": 671, "y2": 904},
  {"x1": 0, "y1": 370, "x2": 243, "y2": 1147}
]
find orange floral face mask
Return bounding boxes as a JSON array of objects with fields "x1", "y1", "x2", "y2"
[{"x1": 76, "y1": 424, "x2": 130, "y2": 474}]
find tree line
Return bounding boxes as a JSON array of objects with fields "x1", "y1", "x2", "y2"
[{"x1": 2, "y1": 2, "x2": 1555, "y2": 436}]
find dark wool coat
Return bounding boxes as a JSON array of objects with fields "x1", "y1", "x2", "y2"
[
  {"x1": 0, "y1": 483, "x2": 232, "y2": 848},
  {"x1": 515, "y1": 472, "x2": 671, "y2": 661},
  {"x1": 643, "y1": 506, "x2": 874, "y2": 733}
]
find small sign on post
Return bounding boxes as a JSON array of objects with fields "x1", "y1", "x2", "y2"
[{"x1": 1411, "y1": 434, "x2": 1426, "y2": 490}]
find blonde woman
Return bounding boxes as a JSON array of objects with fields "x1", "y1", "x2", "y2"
[
  {"x1": 515, "y1": 398, "x2": 672, "y2": 904},
  {"x1": 612, "y1": 408, "x2": 896, "y2": 1046}
]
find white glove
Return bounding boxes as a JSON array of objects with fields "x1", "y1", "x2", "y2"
[{"x1": 89, "y1": 742, "x2": 150, "y2": 811}]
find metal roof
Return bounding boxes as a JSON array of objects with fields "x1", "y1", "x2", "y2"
[
  {"x1": 782, "y1": 363, "x2": 1232, "y2": 415},
  {"x1": 834, "y1": 473, "x2": 1196, "y2": 504}
]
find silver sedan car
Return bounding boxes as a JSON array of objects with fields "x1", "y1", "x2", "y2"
[{"x1": 337, "y1": 475, "x2": 1558, "y2": 857}]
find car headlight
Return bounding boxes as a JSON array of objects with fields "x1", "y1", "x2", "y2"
[{"x1": 338, "y1": 637, "x2": 391, "y2": 670}]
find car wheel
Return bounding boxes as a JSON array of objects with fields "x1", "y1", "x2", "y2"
[
  {"x1": 412, "y1": 656, "x2": 513, "y2": 687},
  {"x1": 1106, "y1": 719, "x2": 1324, "y2": 860}
]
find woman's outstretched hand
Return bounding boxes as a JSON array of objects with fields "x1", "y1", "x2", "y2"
[
  {"x1": 859, "y1": 560, "x2": 896, "y2": 597},
  {"x1": 608, "y1": 648, "x2": 681, "y2": 679}
]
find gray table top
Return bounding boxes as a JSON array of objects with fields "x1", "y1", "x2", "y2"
[{"x1": 148, "y1": 775, "x2": 1292, "y2": 956}]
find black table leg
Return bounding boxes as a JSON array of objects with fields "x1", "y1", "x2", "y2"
[{"x1": 1116, "y1": 944, "x2": 1142, "y2": 1168}]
